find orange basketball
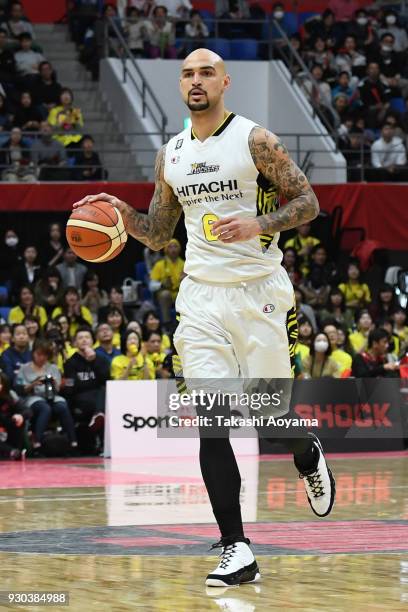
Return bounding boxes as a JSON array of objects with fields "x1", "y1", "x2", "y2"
[{"x1": 66, "y1": 200, "x2": 128, "y2": 263}]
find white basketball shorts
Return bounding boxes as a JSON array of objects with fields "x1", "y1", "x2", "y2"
[{"x1": 173, "y1": 266, "x2": 297, "y2": 380}]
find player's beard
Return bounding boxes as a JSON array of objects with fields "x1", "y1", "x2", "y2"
[{"x1": 187, "y1": 91, "x2": 210, "y2": 111}]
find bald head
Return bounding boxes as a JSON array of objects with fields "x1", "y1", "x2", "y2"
[
  {"x1": 180, "y1": 48, "x2": 230, "y2": 113},
  {"x1": 182, "y1": 48, "x2": 226, "y2": 75}
]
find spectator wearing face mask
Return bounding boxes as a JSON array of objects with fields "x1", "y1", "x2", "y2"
[
  {"x1": 302, "y1": 332, "x2": 339, "y2": 378},
  {"x1": 376, "y1": 10, "x2": 408, "y2": 53},
  {"x1": 0, "y1": 229, "x2": 21, "y2": 285},
  {"x1": 346, "y1": 9, "x2": 377, "y2": 53},
  {"x1": 368, "y1": 33, "x2": 408, "y2": 99}
]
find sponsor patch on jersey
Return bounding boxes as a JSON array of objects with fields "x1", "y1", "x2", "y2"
[
  {"x1": 175, "y1": 139, "x2": 183, "y2": 149},
  {"x1": 171, "y1": 156, "x2": 180, "y2": 164},
  {"x1": 263, "y1": 304, "x2": 275, "y2": 314},
  {"x1": 187, "y1": 161, "x2": 220, "y2": 175}
]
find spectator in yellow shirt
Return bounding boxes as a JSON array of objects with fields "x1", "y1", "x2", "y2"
[
  {"x1": 393, "y1": 308, "x2": 408, "y2": 354},
  {"x1": 9, "y1": 285, "x2": 48, "y2": 329},
  {"x1": 111, "y1": 330, "x2": 155, "y2": 380},
  {"x1": 338, "y1": 262, "x2": 371, "y2": 310},
  {"x1": 284, "y1": 222, "x2": 320, "y2": 276},
  {"x1": 51, "y1": 287, "x2": 93, "y2": 338},
  {"x1": 143, "y1": 330, "x2": 167, "y2": 377},
  {"x1": 142, "y1": 310, "x2": 171, "y2": 353},
  {"x1": 48, "y1": 88, "x2": 84, "y2": 147},
  {"x1": 302, "y1": 332, "x2": 339, "y2": 378},
  {"x1": 149, "y1": 239, "x2": 184, "y2": 326},
  {"x1": 349, "y1": 310, "x2": 374, "y2": 353},
  {"x1": 0, "y1": 324, "x2": 11, "y2": 355},
  {"x1": 323, "y1": 321, "x2": 352, "y2": 375},
  {"x1": 296, "y1": 316, "x2": 313, "y2": 361}
]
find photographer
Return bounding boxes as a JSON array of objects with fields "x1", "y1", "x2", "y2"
[{"x1": 16, "y1": 339, "x2": 77, "y2": 454}]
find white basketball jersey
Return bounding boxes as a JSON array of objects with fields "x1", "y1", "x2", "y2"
[{"x1": 164, "y1": 113, "x2": 283, "y2": 283}]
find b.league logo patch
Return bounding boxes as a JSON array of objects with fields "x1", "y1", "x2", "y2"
[{"x1": 263, "y1": 304, "x2": 275, "y2": 314}]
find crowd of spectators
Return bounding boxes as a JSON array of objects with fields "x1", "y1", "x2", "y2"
[
  {"x1": 0, "y1": 1, "x2": 107, "y2": 182},
  {"x1": 0, "y1": 218, "x2": 406, "y2": 460}
]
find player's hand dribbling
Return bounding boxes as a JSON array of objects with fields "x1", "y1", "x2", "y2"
[{"x1": 211, "y1": 217, "x2": 261, "y2": 243}]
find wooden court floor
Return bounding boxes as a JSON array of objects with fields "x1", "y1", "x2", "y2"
[{"x1": 0, "y1": 451, "x2": 407, "y2": 611}]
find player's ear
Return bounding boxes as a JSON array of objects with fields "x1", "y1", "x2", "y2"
[{"x1": 223, "y1": 74, "x2": 231, "y2": 91}]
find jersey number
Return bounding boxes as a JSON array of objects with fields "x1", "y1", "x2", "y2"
[{"x1": 202, "y1": 213, "x2": 219, "y2": 242}]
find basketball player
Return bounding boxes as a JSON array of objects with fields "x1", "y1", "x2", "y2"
[{"x1": 74, "y1": 48, "x2": 335, "y2": 587}]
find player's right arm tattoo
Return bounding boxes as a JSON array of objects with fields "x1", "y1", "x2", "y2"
[
  {"x1": 248, "y1": 127, "x2": 319, "y2": 234},
  {"x1": 125, "y1": 145, "x2": 182, "y2": 250}
]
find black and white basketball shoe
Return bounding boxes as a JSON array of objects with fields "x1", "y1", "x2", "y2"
[
  {"x1": 206, "y1": 537, "x2": 261, "y2": 587},
  {"x1": 295, "y1": 432, "x2": 336, "y2": 517}
]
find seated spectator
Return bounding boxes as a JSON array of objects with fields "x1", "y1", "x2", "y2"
[
  {"x1": 12, "y1": 247, "x2": 42, "y2": 297},
  {"x1": 9, "y1": 285, "x2": 47, "y2": 328},
  {"x1": 392, "y1": 308, "x2": 408, "y2": 354},
  {"x1": 319, "y1": 287, "x2": 355, "y2": 330},
  {"x1": 149, "y1": 238, "x2": 184, "y2": 327},
  {"x1": 340, "y1": 130, "x2": 371, "y2": 182},
  {"x1": 13, "y1": 90, "x2": 42, "y2": 132},
  {"x1": 14, "y1": 33, "x2": 45, "y2": 84},
  {"x1": 41, "y1": 223, "x2": 66, "y2": 268},
  {"x1": 0, "y1": 370, "x2": 24, "y2": 459},
  {"x1": 124, "y1": 7, "x2": 148, "y2": 58},
  {"x1": 331, "y1": 71, "x2": 359, "y2": 106},
  {"x1": 351, "y1": 328, "x2": 400, "y2": 377},
  {"x1": 48, "y1": 88, "x2": 84, "y2": 149},
  {"x1": 126, "y1": 319, "x2": 143, "y2": 336},
  {"x1": 294, "y1": 287, "x2": 317, "y2": 332},
  {"x1": 185, "y1": 9, "x2": 209, "y2": 45},
  {"x1": 296, "y1": 315, "x2": 314, "y2": 360},
  {"x1": 0, "y1": 92, "x2": 12, "y2": 131},
  {"x1": 98, "y1": 285, "x2": 133, "y2": 324},
  {"x1": 0, "y1": 323, "x2": 11, "y2": 355},
  {"x1": 73, "y1": 135, "x2": 106, "y2": 181},
  {"x1": 0, "y1": 126, "x2": 35, "y2": 182},
  {"x1": 338, "y1": 261, "x2": 371, "y2": 310},
  {"x1": 302, "y1": 63, "x2": 333, "y2": 110},
  {"x1": 0, "y1": 29, "x2": 16, "y2": 88},
  {"x1": 284, "y1": 222, "x2": 320, "y2": 277},
  {"x1": 95, "y1": 322, "x2": 120, "y2": 365},
  {"x1": 145, "y1": 5, "x2": 177, "y2": 59},
  {"x1": 44, "y1": 326, "x2": 66, "y2": 372},
  {"x1": 81, "y1": 271, "x2": 108, "y2": 325},
  {"x1": 23, "y1": 314, "x2": 41, "y2": 349},
  {"x1": 308, "y1": 8, "x2": 342, "y2": 48},
  {"x1": 0, "y1": 228, "x2": 21, "y2": 284},
  {"x1": 105, "y1": 306, "x2": 125, "y2": 349},
  {"x1": 358, "y1": 62, "x2": 391, "y2": 129},
  {"x1": 16, "y1": 338, "x2": 78, "y2": 454},
  {"x1": 322, "y1": 321, "x2": 352, "y2": 375},
  {"x1": 336, "y1": 325, "x2": 355, "y2": 357},
  {"x1": 370, "y1": 123, "x2": 407, "y2": 182},
  {"x1": 368, "y1": 283, "x2": 397, "y2": 322},
  {"x1": 333, "y1": 92, "x2": 351, "y2": 125},
  {"x1": 282, "y1": 247, "x2": 302, "y2": 285},
  {"x1": 368, "y1": 33, "x2": 408, "y2": 98},
  {"x1": 54, "y1": 313, "x2": 75, "y2": 359},
  {"x1": 383, "y1": 112, "x2": 405, "y2": 142},
  {"x1": 143, "y1": 329, "x2": 166, "y2": 375},
  {"x1": 142, "y1": 310, "x2": 171, "y2": 353},
  {"x1": 376, "y1": 9, "x2": 408, "y2": 54},
  {"x1": 346, "y1": 9, "x2": 377, "y2": 53},
  {"x1": 1, "y1": 1, "x2": 34, "y2": 39},
  {"x1": 302, "y1": 332, "x2": 339, "y2": 378},
  {"x1": 349, "y1": 309, "x2": 374, "y2": 353},
  {"x1": 56, "y1": 247, "x2": 88, "y2": 290},
  {"x1": 305, "y1": 36, "x2": 337, "y2": 75},
  {"x1": 111, "y1": 329, "x2": 155, "y2": 380},
  {"x1": 31, "y1": 120, "x2": 68, "y2": 181},
  {"x1": 30, "y1": 61, "x2": 62, "y2": 115},
  {"x1": 379, "y1": 318, "x2": 400, "y2": 358},
  {"x1": 52, "y1": 287, "x2": 93, "y2": 338},
  {"x1": 0, "y1": 323, "x2": 31, "y2": 384},
  {"x1": 34, "y1": 267, "x2": 64, "y2": 315},
  {"x1": 299, "y1": 244, "x2": 333, "y2": 309},
  {"x1": 64, "y1": 327, "x2": 110, "y2": 448},
  {"x1": 334, "y1": 35, "x2": 367, "y2": 80}
]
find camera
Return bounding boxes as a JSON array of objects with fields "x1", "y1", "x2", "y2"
[{"x1": 43, "y1": 374, "x2": 55, "y2": 401}]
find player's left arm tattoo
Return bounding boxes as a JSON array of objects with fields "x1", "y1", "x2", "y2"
[{"x1": 248, "y1": 126, "x2": 319, "y2": 234}]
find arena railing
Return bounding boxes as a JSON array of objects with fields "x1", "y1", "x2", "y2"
[
  {"x1": 103, "y1": 15, "x2": 168, "y2": 145},
  {"x1": 1, "y1": 131, "x2": 406, "y2": 183}
]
